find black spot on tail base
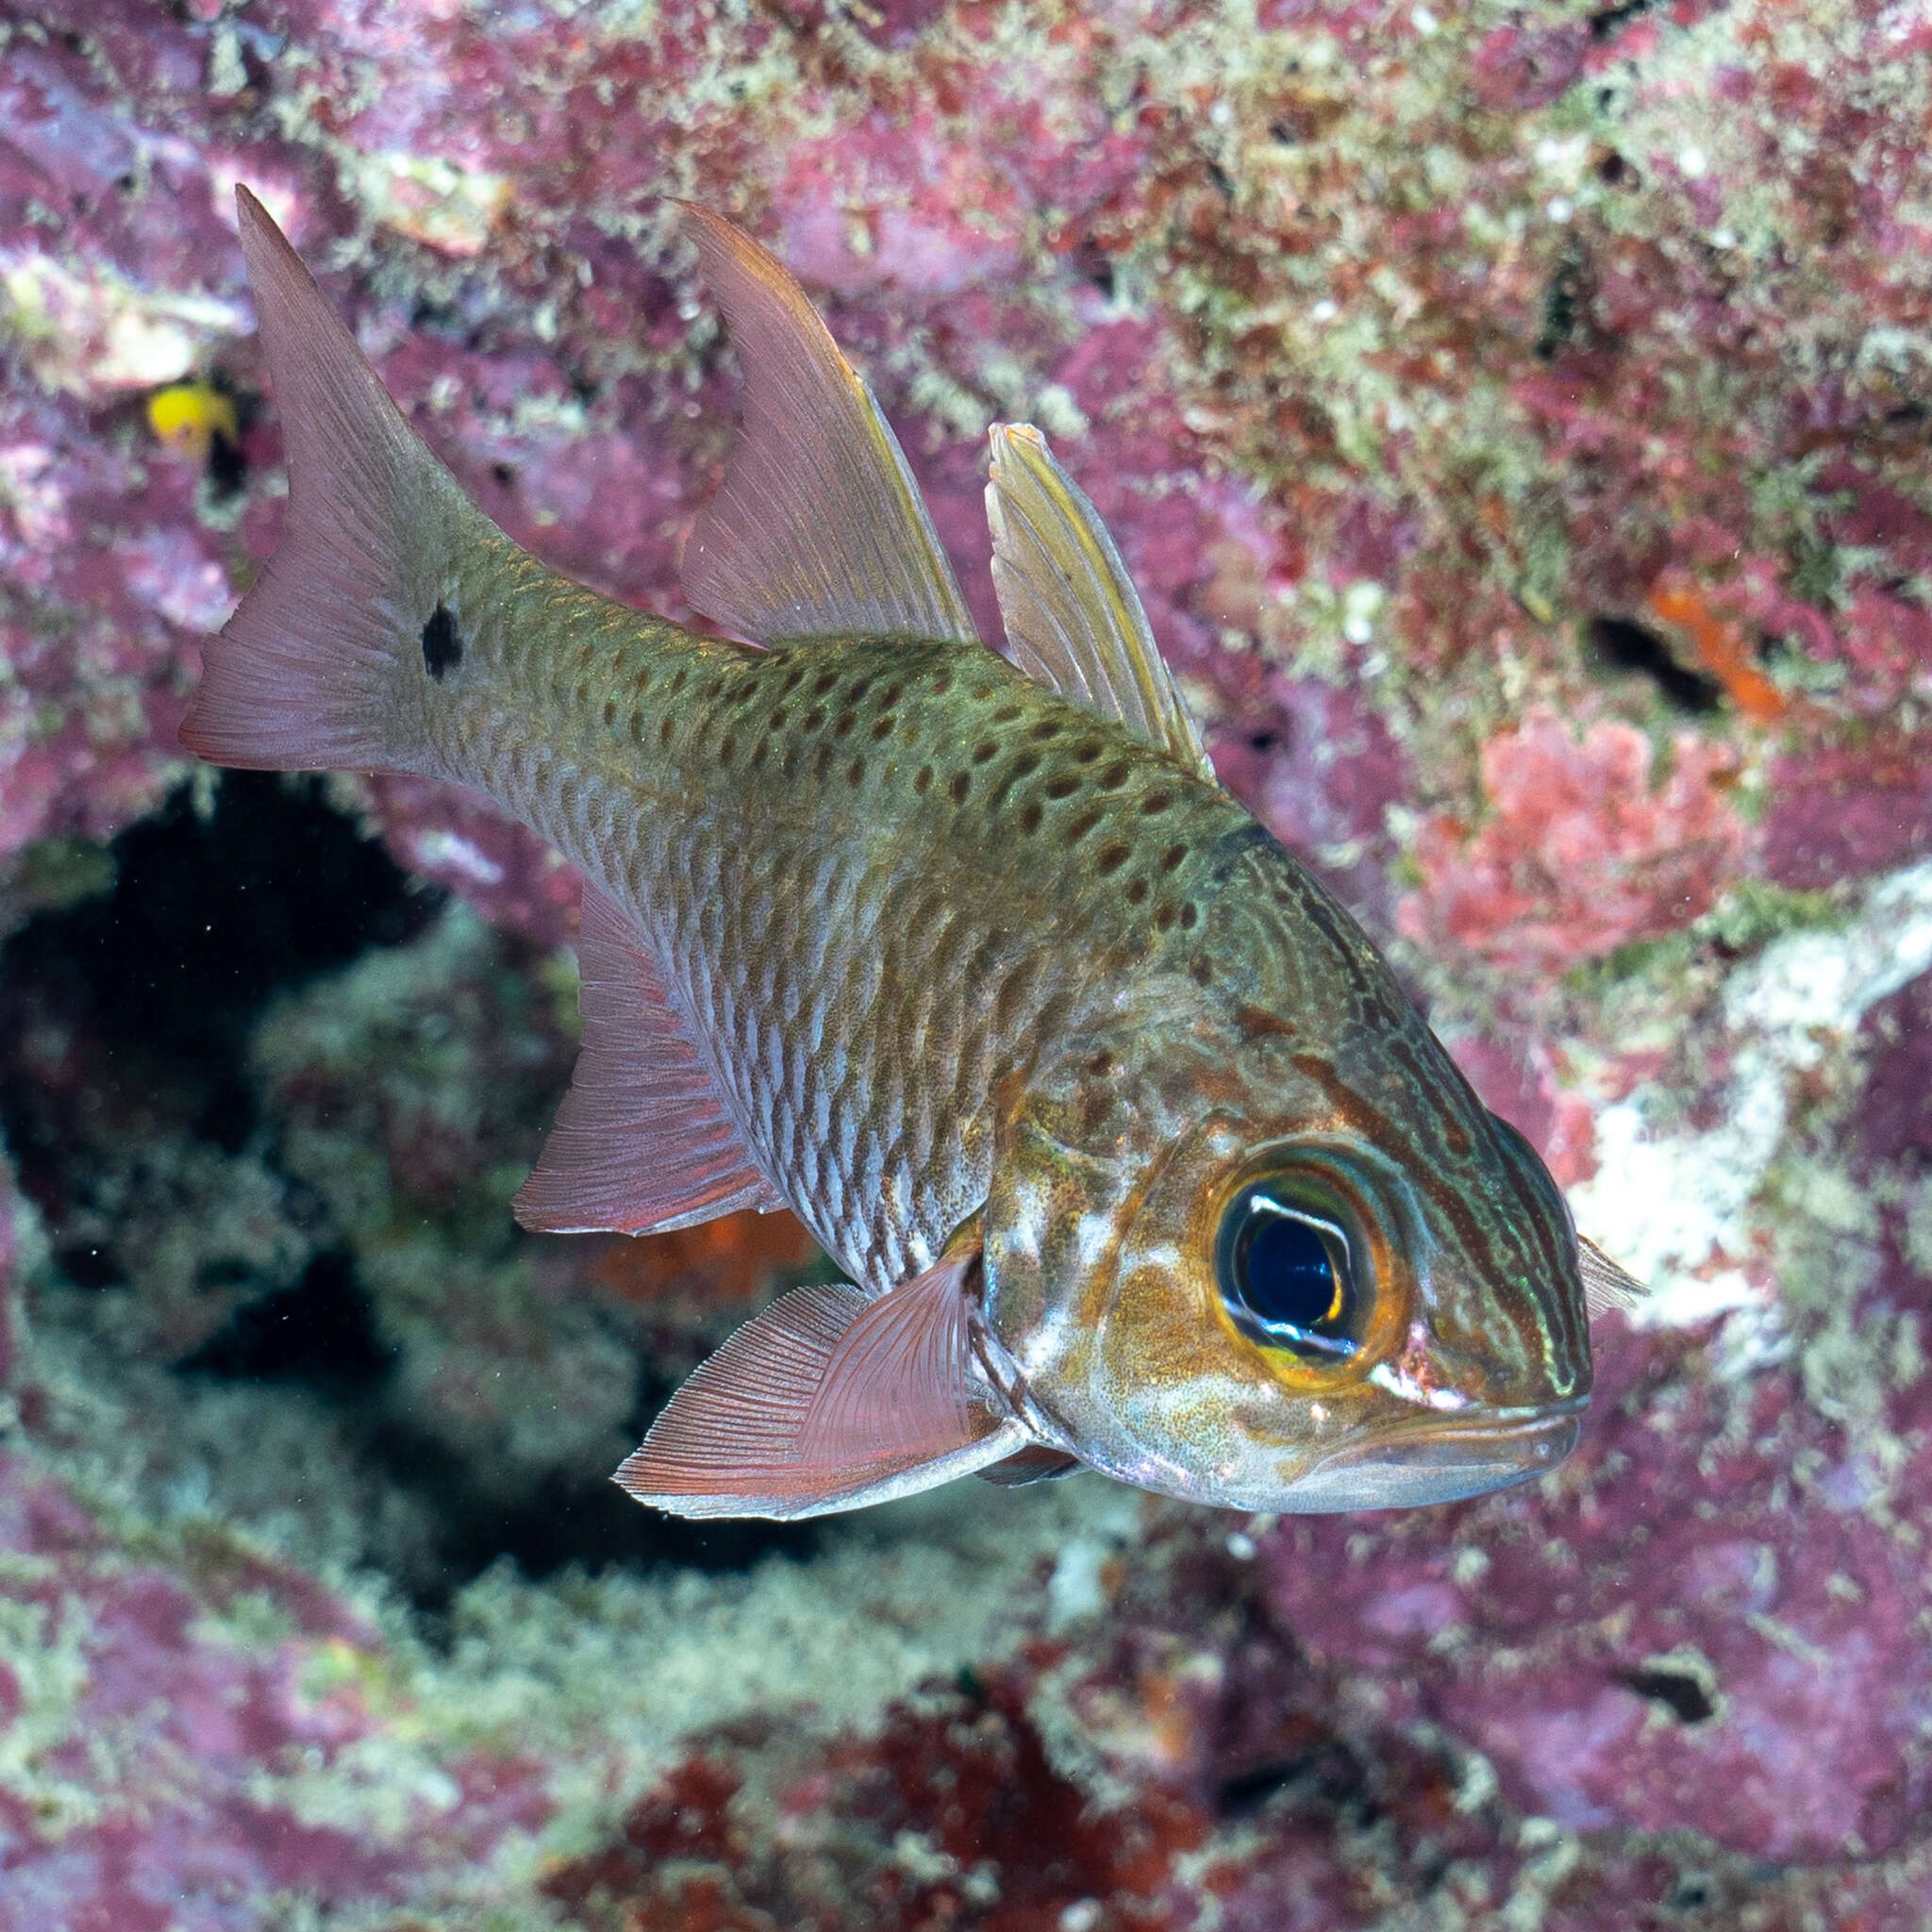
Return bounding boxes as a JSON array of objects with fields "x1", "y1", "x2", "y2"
[{"x1": 421, "y1": 602, "x2": 462, "y2": 680}]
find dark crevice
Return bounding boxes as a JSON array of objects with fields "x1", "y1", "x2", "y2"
[
  {"x1": 1589, "y1": 0, "x2": 1658, "y2": 38},
  {"x1": 1620, "y1": 1665, "x2": 1717, "y2": 1724},
  {"x1": 1, "y1": 770, "x2": 439, "y2": 1074},
  {"x1": 1666, "y1": 1874, "x2": 1716, "y2": 1912},
  {"x1": 0, "y1": 773, "x2": 441, "y2": 1206},
  {"x1": 1216, "y1": 1740, "x2": 1372, "y2": 1822},
  {"x1": 1535, "y1": 251, "x2": 1586, "y2": 361},
  {"x1": 369, "y1": 1424, "x2": 822, "y2": 1620},
  {"x1": 207, "y1": 425, "x2": 248, "y2": 496},
  {"x1": 55, "y1": 1242, "x2": 124, "y2": 1291},
  {"x1": 1587, "y1": 615, "x2": 1725, "y2": 712},
  {"x1": 177, "y1": 1251, "x2": 392, "y2": 1388}
]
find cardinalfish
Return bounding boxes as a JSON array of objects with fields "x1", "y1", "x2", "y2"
[{"x1": 184, "y1": 189, "x2": 1642, "y2": 1521}]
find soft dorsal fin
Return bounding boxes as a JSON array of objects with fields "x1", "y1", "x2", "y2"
[
  {"x1": 614, "y1": 1243, "x2": 1026, "y2": 1520},
  {"x1": 1578, "y1": 1234, "x2": 1648, "y2": 1319},
  {"x1": 677, "y1": 207, "x2": 979, "y2": 651},
  {"x1": 513, "y1": 886, "x2": 783, "y2": 1236},
  {"x1": 985, "y1": 423, "x2": 1216, "y2": 781}
]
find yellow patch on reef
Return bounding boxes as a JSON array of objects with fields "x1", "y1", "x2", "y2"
[{"x1": 148, "y1": 381, "x2": 240, "y2": 462}]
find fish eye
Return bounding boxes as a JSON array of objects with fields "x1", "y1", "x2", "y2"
[{"x1": 1214, "y1": 1176, "x2": 1363, "y2": 1362}]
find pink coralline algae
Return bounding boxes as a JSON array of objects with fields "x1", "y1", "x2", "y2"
[
  {"x1": 0, "y1": 1455, "x2": 552, "y2": 1930},
  {"x1": 1396, "y1": 707, "x2": 1749, "y2": 982},
  {"x1": 5, "y1": 0, "x2": 1932, "y2": 1925},
  {"x1": 1261, "y1": 1327, "x2": 1931, "y2": 1869}
]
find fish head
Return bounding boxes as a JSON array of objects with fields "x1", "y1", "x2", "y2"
[{"x1": 981, "y1": 947, "x2": 1592, "y2": 1514}]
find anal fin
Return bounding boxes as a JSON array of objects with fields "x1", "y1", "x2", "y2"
[
  {"x1": 514, "y1": 886, "x2": 782, "y2": 1236},
  {"x1": 615, "y1": 1244, "x2": 1026, "y2": 1520}
]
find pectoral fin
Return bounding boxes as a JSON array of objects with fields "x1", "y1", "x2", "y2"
[
  {"x1": 514, "y1": 886, "x2": 783, "y2": 1236},
  {"x1": 615, "y1": 1243, "x2": 1025, "y2": 1520},
  {"x1": 1578, "y1": 1234, "x2": 1648, "y2": 1317},
  {"x1": 678, "y1": 207, "x2": 980, "y2": 652},
  {"x1": 986, "y1": 423, "x2": 1216, "y2": 782}
]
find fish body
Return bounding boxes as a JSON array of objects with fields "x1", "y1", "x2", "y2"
[{"x1": 184, "y1": 191, "x2": 1631, "y2": 1521}]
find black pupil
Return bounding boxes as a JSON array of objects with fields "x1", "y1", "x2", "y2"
[
  {"x1": 1218, "y1": 1185, "x2": 1359, "y2": 1359},
  {"x1": 1244, "y1": 1215, "x2": 1341, "y2": 1331}
]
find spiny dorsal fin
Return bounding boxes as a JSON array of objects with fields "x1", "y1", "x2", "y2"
[
  {"x1": 1579, "y1": 1234, "x2": 1648, "y2": 1318},
  {"x1": 677, "y1": 207, "x2": 979, "y2": 651},
  {"x1": 986, "y1": 423, "x2": 1216, "y2": 782},
  {"x1": 514, "y1": 886, "x2": 784, "y2": 1236}
]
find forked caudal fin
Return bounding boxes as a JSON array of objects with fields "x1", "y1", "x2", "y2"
[{"x1": 181, "y1": 188, "x2": 500, "y2": 774}]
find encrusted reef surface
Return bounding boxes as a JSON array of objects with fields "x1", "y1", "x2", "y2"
[{"x1": 3, "y1": 0, "x2": 1931, "y2": 1924}]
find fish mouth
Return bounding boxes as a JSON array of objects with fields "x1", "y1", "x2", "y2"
[{"x1": 1280, "y1": 1400, "x2": 1586, "y2": 1512}]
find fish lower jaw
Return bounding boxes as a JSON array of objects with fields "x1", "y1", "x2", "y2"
[
  {"x1": 1274, "y1": 1400, "x2": 1587, "y2": 1513},
  {"x1": 1082, "y1": 1397, "x2": 1587, "y2": 1515}
]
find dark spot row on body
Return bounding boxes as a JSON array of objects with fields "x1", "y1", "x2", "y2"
[
  {"x1": 737, "y1": 647, "x2": 1208, "y2": 945},
  {"x1": 421, "y1": 602, "x2": 462, "y2": 679},
  {"x1": 989, "y1": 755, "x2": 1041, "y2": 808}
]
